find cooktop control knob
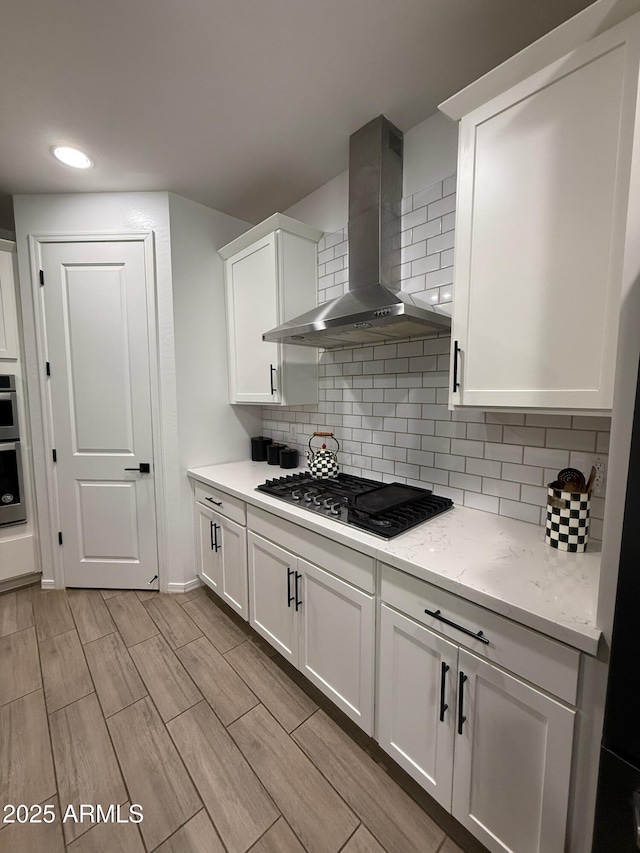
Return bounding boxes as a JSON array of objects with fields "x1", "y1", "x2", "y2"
[
  {"x1": 329, "y1": 502, "x2": 341, "y2": 515},
  {"x1": 304, "y1": 491, "x2": 315, "y2": 502},
  {"x1": 323, "y1": 498, "x2": 334, "y2": 509},
  {"x1": 291, "y1": 490, "x2": 302, "y2": 501}
]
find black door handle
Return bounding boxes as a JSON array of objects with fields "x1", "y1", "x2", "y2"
[
  {"x1": 294, "y1": 571, "x2": 302, "y2": 611},
  {"x1": 452, "y1": 340, "x2": 461, "y2": 393},
  {"x1": 440, "y1": 661, "x2": 450, "y2": 722},
  {"x1": 458, "y1": 671, "x2": 468, "y2": 735},
  {"x1": 124, "y1": 463, "x2": 151, "y2": 473},
  {"x1": 210, "y1": 520, "x2": 215, "y2": 551},
  {"x1": 287, "y1": 568, "x2": 294, "y2": 607},
  {"x1": 213, "y1": 523, "x2": 220, "y2": 552},
  {"x1": 270, "y1": 364, "x2": 277, "y2": 395}
]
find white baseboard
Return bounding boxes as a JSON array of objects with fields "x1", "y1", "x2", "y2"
[
  {"x1": 167, "y1": 577, "x2": 203, "y2": 595},
  {"x1": 40, "y1": 578, "x2": 57, "y2": 590}
]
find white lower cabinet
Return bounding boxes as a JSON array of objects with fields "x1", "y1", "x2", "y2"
[
  {"x1": 378, "y1": 595, "x2": 576, "y2": 853},
  {"x1": 196, "y1": 502, "x2": 248, "y2": 619},
  {"x1": 452, "y1": 649, "x2": 575, "y2": 853},
  {"x1": 248, "y1": 531, "x2": 375, "y2": 733}
]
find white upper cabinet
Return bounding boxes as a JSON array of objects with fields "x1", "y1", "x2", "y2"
[
  {"x1": 442, "y1": 15, "x2": 640, "y2": 411},
  {"x1": 219, "y1": 213, "x2": 322, "y2": 405},
  {"x1": 0, "y1": 241, "x2": 19, "y2": 360}
]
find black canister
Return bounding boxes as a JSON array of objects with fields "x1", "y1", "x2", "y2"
[
  {"x1": 251, "y1": 436, "x2": 273, "y2": 462},
  {"x1": 266, "y1": 442, "x2": 283, "y2": 465},
  {"x1": 279, "y1": 447, "x2": 299, "y2": 469}
]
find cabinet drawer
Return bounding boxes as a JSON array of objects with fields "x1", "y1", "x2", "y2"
[
  {"x1": 248, "y1": 506, "x2": 375, "y2": 593},
  {"x1": 381, "y1": 564, "x2": 579, "y2": 705},
  {"x1": 194, "y1": 481, "x2": 246, "y2": 526}
]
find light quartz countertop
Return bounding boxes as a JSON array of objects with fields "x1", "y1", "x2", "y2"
[{"x1": 187, "y1": 461, "x2": 602, "y2": 655}]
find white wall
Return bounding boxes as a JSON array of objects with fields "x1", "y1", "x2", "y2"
[
  {"x1": 285, "y1": 112, "x2": 459, "y2": 228},
  {"x1": 168, "y1": 193, "x2": 261, "y2": 580},
  {"x1": 12, "y1": 191, "x2": 257, "y2": 592}
]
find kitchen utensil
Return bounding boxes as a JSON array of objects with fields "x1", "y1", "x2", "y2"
[
  {"x1": 586, "y1": 465, "x2": 597, "y2": 494},
  {"x1": 251, "y1": 436, "x2": 273, "y2": 462},
  {"x1": 279, "y1": 447, "x2": 299, "y2": 469},
  {"x1": 557, "y1": 468, "x2": 586, "y2": 492},
  {"x1": 307, "y1": 432, "x2": 340, "y2": 479},
  {"x1": 267, "y1": 442, "x2": 283, "y2": 465}
]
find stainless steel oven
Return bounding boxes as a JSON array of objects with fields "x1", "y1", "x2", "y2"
[
  {"x1": 0, "y1": 375, "x2": 19, "y2": 441},
  {"x1": 0, "y1": 440, "x2": 26, "y2": 525}
]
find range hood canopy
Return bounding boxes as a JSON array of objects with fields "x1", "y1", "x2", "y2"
[{"x1": 263, "y1": 115, "x2": 451, "y2": 348}]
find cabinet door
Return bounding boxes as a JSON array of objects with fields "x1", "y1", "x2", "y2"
[
  {"x1": 297, "y1": 558, "x2": 375, "y2": 734},
  {"x1": 217, "y1": 514, "x2": 248, "y2": 620},
  {"x1": 196, "y1": 503, "x2": 221, "y2": 594},
  {"x1": 247, "y1": 532, "x2": 297, "y2": 664},
  {"x1": 452, "y1": 649, "x2": 575, "y2": 853},
  {"x1": 226, "y1": 234, "x2": 280, "y2": 404},
  {"x1": 0, "y1": 246, "x2": 19, "y2": 360},
  {"x1": 452, "y1": 22, "x2": 640, "y2": 410},
  {"x1": 378, "y1": 604, "x2": 457, "y2": 809}
]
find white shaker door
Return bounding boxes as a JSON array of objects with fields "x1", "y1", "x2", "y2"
[{"x1": 42, "y1": 240, "x2": 158, "y2": 589}]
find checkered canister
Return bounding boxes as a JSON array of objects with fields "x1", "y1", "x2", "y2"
[{"x1": 545, "y1": 486, "x2": 590, "y2": 553}]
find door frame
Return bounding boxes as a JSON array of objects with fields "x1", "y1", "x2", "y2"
[{"x1": 26, "y1": 231, "x2": 168, "y2": 590}]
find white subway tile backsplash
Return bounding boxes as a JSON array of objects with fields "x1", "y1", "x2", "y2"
[
  {"x1": 500, "y1": 500, "x2": 541, "y2": 525},
  {"x1": 436, "y1": 421, "x2": 467, "y2": 438},
  {"x1": 427, "y1": 231, "x2": 455, "y2": 256},
  {"x1": 482, "y1": 478, "x2": 520, "y2": 500},
  {"x1": 501, "y1": 462, "x2": 544, "y2": 486},
  {"x1": 428, "y1": 194, "x2": 456, "y2": 220},
  {"x1": 464, "y1": 492, "x2": 499, "y2": 514},
  {"x1": 450, "y1": 472, "x2": 482, "y2": 493},
  {"x1": 451, "y1": 439, "x2": 484, "y2": 458},
  {"x1": 525, "y1": 413, "x2": 572, "y2": 428},
  {"x1": 546, "y1": 429, "x2": 596, "y2": 452},
  {"x1": 484, "y1": 443, "x2": 523, "y2": 463},
  {"x1": 465, "y1": 458, "x2": 502, "y2": 478},
  {"x1": 412, "y1": 219, "x2": 442, "y2": 242},
  {"x1": 263, "y1": 176, "x2": 609, "y2": 530},
  {"x1": 466, "y1": 423, "x2": 503, "y2": 442},
  {"x1": 503, "y1": 425, "x2": 545, "y2": 447},
  {"x1": 443, "y1": 175, "x2": 457, "y2": 196},
  {"x1": 522, "y1": 447, "x2": 570, "y2": 470},
  {"x1": 435, "y1": 452, "x2": 466, "y2": 472}
]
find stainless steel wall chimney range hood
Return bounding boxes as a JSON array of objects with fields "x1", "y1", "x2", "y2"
[{"x1": 263, "y1": 115, "x2": 451, "y2": 348}]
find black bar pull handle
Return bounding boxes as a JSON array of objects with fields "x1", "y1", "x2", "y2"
[
  {"x1": 440, "y1": 661, "x2": 450, "y2": 722},
  {"x1": 124, "y1": 462, "x2": 151, "y2": 473},
  {"x1": 270, "y1": 364, "x2": 277, "y2": 395},
  {"x1": 452, "y1": 340, "x2": 461, "y2": 393},
  {"x1": 210, "y1": 520, "x2": 215, "y2": 551},
  {"x1": 294, "y1": 571, "x2": 302, "y2": 611},
  {"x1": 287, "y1": 568, "x2": 294, "y2": 607},
  {"x1": 205, "y1": 496, "x2": 222, "y2": 506},
  {"x1": 424, "y1": 608, "x2": 490, "y2": 645},
  {"x1": 458, "y1": 671, "x2": 468, "y2": 735},
  {"x1": 213, "y1": 523, "x2": 221, "y2": 552}
]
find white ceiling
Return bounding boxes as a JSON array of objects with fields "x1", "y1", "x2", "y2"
[{"x1": 0, "y1": 0, "x2": 598, "y2": 227}]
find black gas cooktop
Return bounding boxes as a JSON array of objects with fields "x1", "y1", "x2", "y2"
[{"x1": 256, "y1": 472, "x2": 453, "y2": 539}]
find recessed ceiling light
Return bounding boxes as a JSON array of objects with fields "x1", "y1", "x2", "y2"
[{"x1": 52, "y1": 146, "x2": 93, "y2": 169}]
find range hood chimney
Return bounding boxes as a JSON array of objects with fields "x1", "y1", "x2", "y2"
[{"x1": 263, "y1": 115, "x2": 451, "y2": 348}]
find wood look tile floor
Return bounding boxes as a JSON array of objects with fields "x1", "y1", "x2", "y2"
[{"x1": 0, "y1": 584, "x2": 471, "y2": 853}]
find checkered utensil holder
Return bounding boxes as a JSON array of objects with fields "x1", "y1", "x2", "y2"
[{"x1": 545, "y1": 486, "x2": 590, "y2": 553}]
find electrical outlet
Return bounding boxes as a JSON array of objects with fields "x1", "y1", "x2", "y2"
[{"x1": 593, "y1": 457, "x2": 606, "y2": 496}]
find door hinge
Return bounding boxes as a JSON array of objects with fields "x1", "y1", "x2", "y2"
[
  {"x1": 52, "y1": 448, "x2": 57, "y2": 463},
  {"x1": 58, "y1": 531, "x2": 63, "y2": 545},
  {"x1": 39, "y1": 269, "x2": 44, "y2": 286},
  {"x1": 46, "y1": 361, "x2": 51, "y2": 377}
]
